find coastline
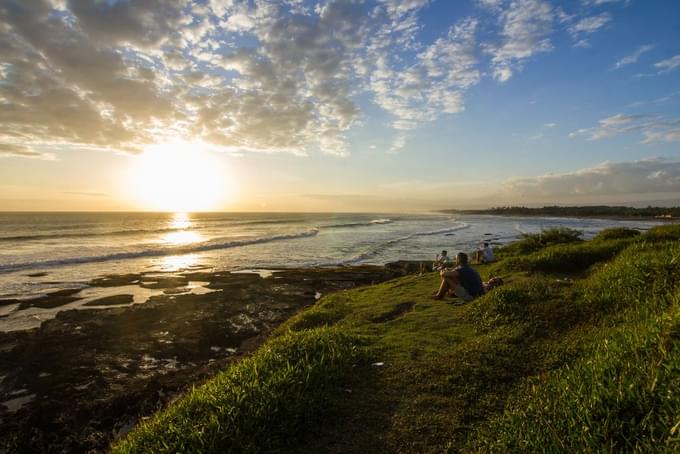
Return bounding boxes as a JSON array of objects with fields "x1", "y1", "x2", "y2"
[
  {"x1": 441, "y1": 209, "x2": 679, "y2": 222},
  {"x1": 0, "y1": 263, "x2": 420, "y2": 453},
  {"x1": 112, "y1": 224, "x2": 680, "y2": 453}
]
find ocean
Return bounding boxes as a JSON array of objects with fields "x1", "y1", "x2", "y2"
[{"x1": 0, "y1": 212, "x2": 661, "y2": 330}]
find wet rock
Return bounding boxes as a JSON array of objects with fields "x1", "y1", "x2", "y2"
[
  {"x1": 82, "y1": 295, "x2": 134, "y2": 307},
  {"x1": 0, "y1": 264, "x2": 417, "y2": 453}
]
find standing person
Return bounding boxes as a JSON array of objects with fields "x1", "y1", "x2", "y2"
[
  {"x1": 433, "y1": 250, "x2": 453, "y2": 271},
  {"x1": 434, "y1": 252, "x2": 485, "y2": 301}
]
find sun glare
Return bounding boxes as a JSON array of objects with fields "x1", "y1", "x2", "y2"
[{"x1": 129, "y1": 142, "x2": 233, "y2": 212}]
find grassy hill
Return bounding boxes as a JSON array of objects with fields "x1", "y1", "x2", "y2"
[{"x1": 113, "y1": 224, "x2": 680, "y2": 453}]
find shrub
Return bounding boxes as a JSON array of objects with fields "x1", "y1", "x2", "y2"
[
  {"x1": 503, "y1": 239, "x2": 632, "y2": 274},
  {"x1": 581, "y1": 242, "x2": 680, "y2": 316},
  {"x1": 470, "y1": 278, "x2": 562, "y2": 328},
  {"x1": 639, "y1": 224, "x2": 680, "y2": 243},
  {"x1": 501, "y1": 228, "x2": 583, "y2": 256},
  {"x1": 112, "y1": 328, "x2": 367, "y2": 454},
  {"x1": 593, "y1": 227, "x2": 641, "y2": 241}
]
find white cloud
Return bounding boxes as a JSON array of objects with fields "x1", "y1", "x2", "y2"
[
  {"x1": 484, "y1": 0, "x2": 554, "y2": 82},
  {"x1": 613, "y1": 44, "x2": 655, "y2": 69},
  {"x1": 543, "y1": 122, "x2": 557, "y2": 128},
  {"x1": 378, "y1": 0, "x2": 430, "y2": 20},
  {"x1": 505, "y1": 158, "x2": 680, "y2": 197},
  {"x1": 367, "y1": 16, "x2": 480, "y2": 143},
  {"x1": 476, "y1": 0, "x2": 504, "y2": 11},
  {"x1": 0, "y1": 0, "x2": 379, "y2": 157},
  {"x1": 583, "y1": 0, "x2": 629, "y2": 5},
  {"x1": 654, "y1": 55, "x2": 680, "y2": 73},
  {"x1": 570, "y1": 113, "x2": 680, "y2": 143},
  {"x1": 567, "y1": 12, "x2": 611, "y2": 48}
]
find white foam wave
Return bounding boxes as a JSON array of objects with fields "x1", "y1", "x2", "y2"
[
  {"x1": 323, "y1": 218, "x2": 393, "y2": 229},
  {"x1": 334, "y1": 223, "x2": 471, "y2": 265},
  {"x1": 0, "y1": 229, "x2": 320, "y2": 273}
]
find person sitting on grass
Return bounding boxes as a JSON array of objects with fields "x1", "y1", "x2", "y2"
[
  {"x1": 474, "y1": 242, "x2": 495, "y2": 264},
  {"x1": 433, "y1": 250, "x2": 453, "y2": 271},
  {"x1": 434, "y1": 252, "x2": 485, "y2": 301}
]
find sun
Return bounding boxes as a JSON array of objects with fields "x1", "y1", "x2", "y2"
[{"x1": 129, "y1": 141, "x2": 234, "y2": 212}]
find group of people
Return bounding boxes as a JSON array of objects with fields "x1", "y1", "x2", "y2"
[{"x1": 431, "y1": 243, "x2": 502, "y2": 302}]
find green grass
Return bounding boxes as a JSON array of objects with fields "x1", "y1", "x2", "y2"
[
  {"x1": 112, "y1": 328, "x2": 368, "y2": 453},
  {"x1": 113, "y1": 223, "x2": 680, "y2": 453},
  {"x1": 499, "y1": 227, "x2": 583, "y2": 256}
]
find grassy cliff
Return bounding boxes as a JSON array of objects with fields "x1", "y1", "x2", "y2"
[{"x1": 113, "y1": 224, "x2": 680, "y2": 453}]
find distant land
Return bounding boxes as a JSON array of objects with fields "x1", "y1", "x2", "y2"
[{"x1": 442, "y1": 205, "x2": 680, "y2": 220}]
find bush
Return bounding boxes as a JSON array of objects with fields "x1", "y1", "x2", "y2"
[
  {"x1": 501, "y1": 228, "x2": 583, "y2": 256},
  {"x1": 639, "y1": 224, "x2": 680, "y2": 243},
  {"x1": 593, "y1": 227, "x2": 641, "y2": 241},
  {"x1": 581, "y1": 242, "x2": 680, "y2": 316},
  {"x1": 503, "y1": 239, "x2": 632, "y2": 274},
  {"x1": 112, "y1": 328, "x2": 367, "y2": 454},
  {"x1": 470, "y1": 278, "x2": 560, "y2": 328}
]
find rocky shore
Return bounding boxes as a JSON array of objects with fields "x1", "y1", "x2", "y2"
[{"x1": 0, "y1": 262, "x2": 420, "y2": 453}]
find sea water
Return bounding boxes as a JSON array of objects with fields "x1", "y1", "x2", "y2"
[{"x1": 0, "y1": 211, "x2": 662, "y2": 299}]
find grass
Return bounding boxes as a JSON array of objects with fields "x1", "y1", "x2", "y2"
[
  {"x1": 113, "y1": 224, "x2": 680, "y2": 453},
  {"x1": 113, "y1": 328, "x2": 368, "y2": 453}
]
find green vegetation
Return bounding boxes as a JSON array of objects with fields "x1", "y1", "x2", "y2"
[
  {"x1": 444, "y1": 205, "x2": 680, "y2": 218},
  {"x1": 114, "y1": 225, "x2": 680, "y2": 453}
]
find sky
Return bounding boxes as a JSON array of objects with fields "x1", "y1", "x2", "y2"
[{"x1": 0, "y1": 0, "x2": 679, "y2": 212}]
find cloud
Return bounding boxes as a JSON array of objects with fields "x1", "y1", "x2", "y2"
[
  {"x1": 0, "y1": 0, "x2": 378, "y2": 157},
  {"x1": 569, "y1": 113, "x2": 680, "y2": 143},
  {"x1": 583, "y1": 0, "x2": 629, "y2": 5},
  {"x1": 613, "y1": 44, "x2": 655, "y2": 69},
  {"x1": 567, "y1": 12, "x2": 611, "y2": 48},
  {"x1": 476, "y1": 0, "x2": 504, "y2": 11},
  {"x1": 0, "y1": 144, "x2": 54, "y2": 160},
  {"x1": 484, "y1": 0, "x2": 554, "y2": 82},
  {"x1": 654, "y1": 55, "x2": 680, "y2": 73},
  {"x1": 378, "y1": 0, "x2": 430, "y2": 20},
  {"x1": 367, "y1": 15, "x2": 480, "y2": 146},
  {"x1": 0, "y1": 0, "x2": 492, "y2": 158},
  {"x1": 504, "y1": 158, "x2": 680, "y2": 197},
  {"x1": 543, "y1": 122, "x2": 557, "y2": 128}
]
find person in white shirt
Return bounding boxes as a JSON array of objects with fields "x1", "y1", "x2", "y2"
[
  {"x1": 475, "y1": 242, "x2": 494, "y2": 264},
  {"x1": 433, "y1": 250, "x2": 453, "y2": 271}
]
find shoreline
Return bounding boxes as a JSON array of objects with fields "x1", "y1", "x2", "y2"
[
  {"x1": 442, "y1": 209, "x2": 679, "y2": 222},
  {"x1": 0, "y1": 262, "x2": 420, "y2": 453}
]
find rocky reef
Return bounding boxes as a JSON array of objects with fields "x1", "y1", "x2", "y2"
[{"x1": 0, "y1": 264, "x2": 417, "y2": 453}]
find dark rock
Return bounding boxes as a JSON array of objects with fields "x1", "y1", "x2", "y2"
[
  {"x1": 82, "y1": 295, "x2": 134, "y2": 307},
  {"x1": 17, "y1": 289, "x2": 84, "y2": 310},
  {"x1": 0, "y1": 264, "x2": 419, "y2": 453}
]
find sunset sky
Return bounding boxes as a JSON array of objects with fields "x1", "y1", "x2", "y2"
[{"x1": 1, "y1": 0, "x2": 679, "y2": 212}]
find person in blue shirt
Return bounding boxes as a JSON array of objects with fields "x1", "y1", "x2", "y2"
[{"x1": 433, "y1": 252, "x2": 485, "y2": 301}]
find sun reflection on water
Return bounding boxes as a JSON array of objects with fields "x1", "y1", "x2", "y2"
[
  {"x1": 163, "y1": 213, "x2": 203, "y2": 244},
  {"x1": 170, "y1": 212, "x2": 192, "y2": 230},
  {"x1": 163, "y1": 230, "x2": 203, "y2": 244},
  {"x1": 160, "y1": 254, "x2": 200, "y2": 271}
]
